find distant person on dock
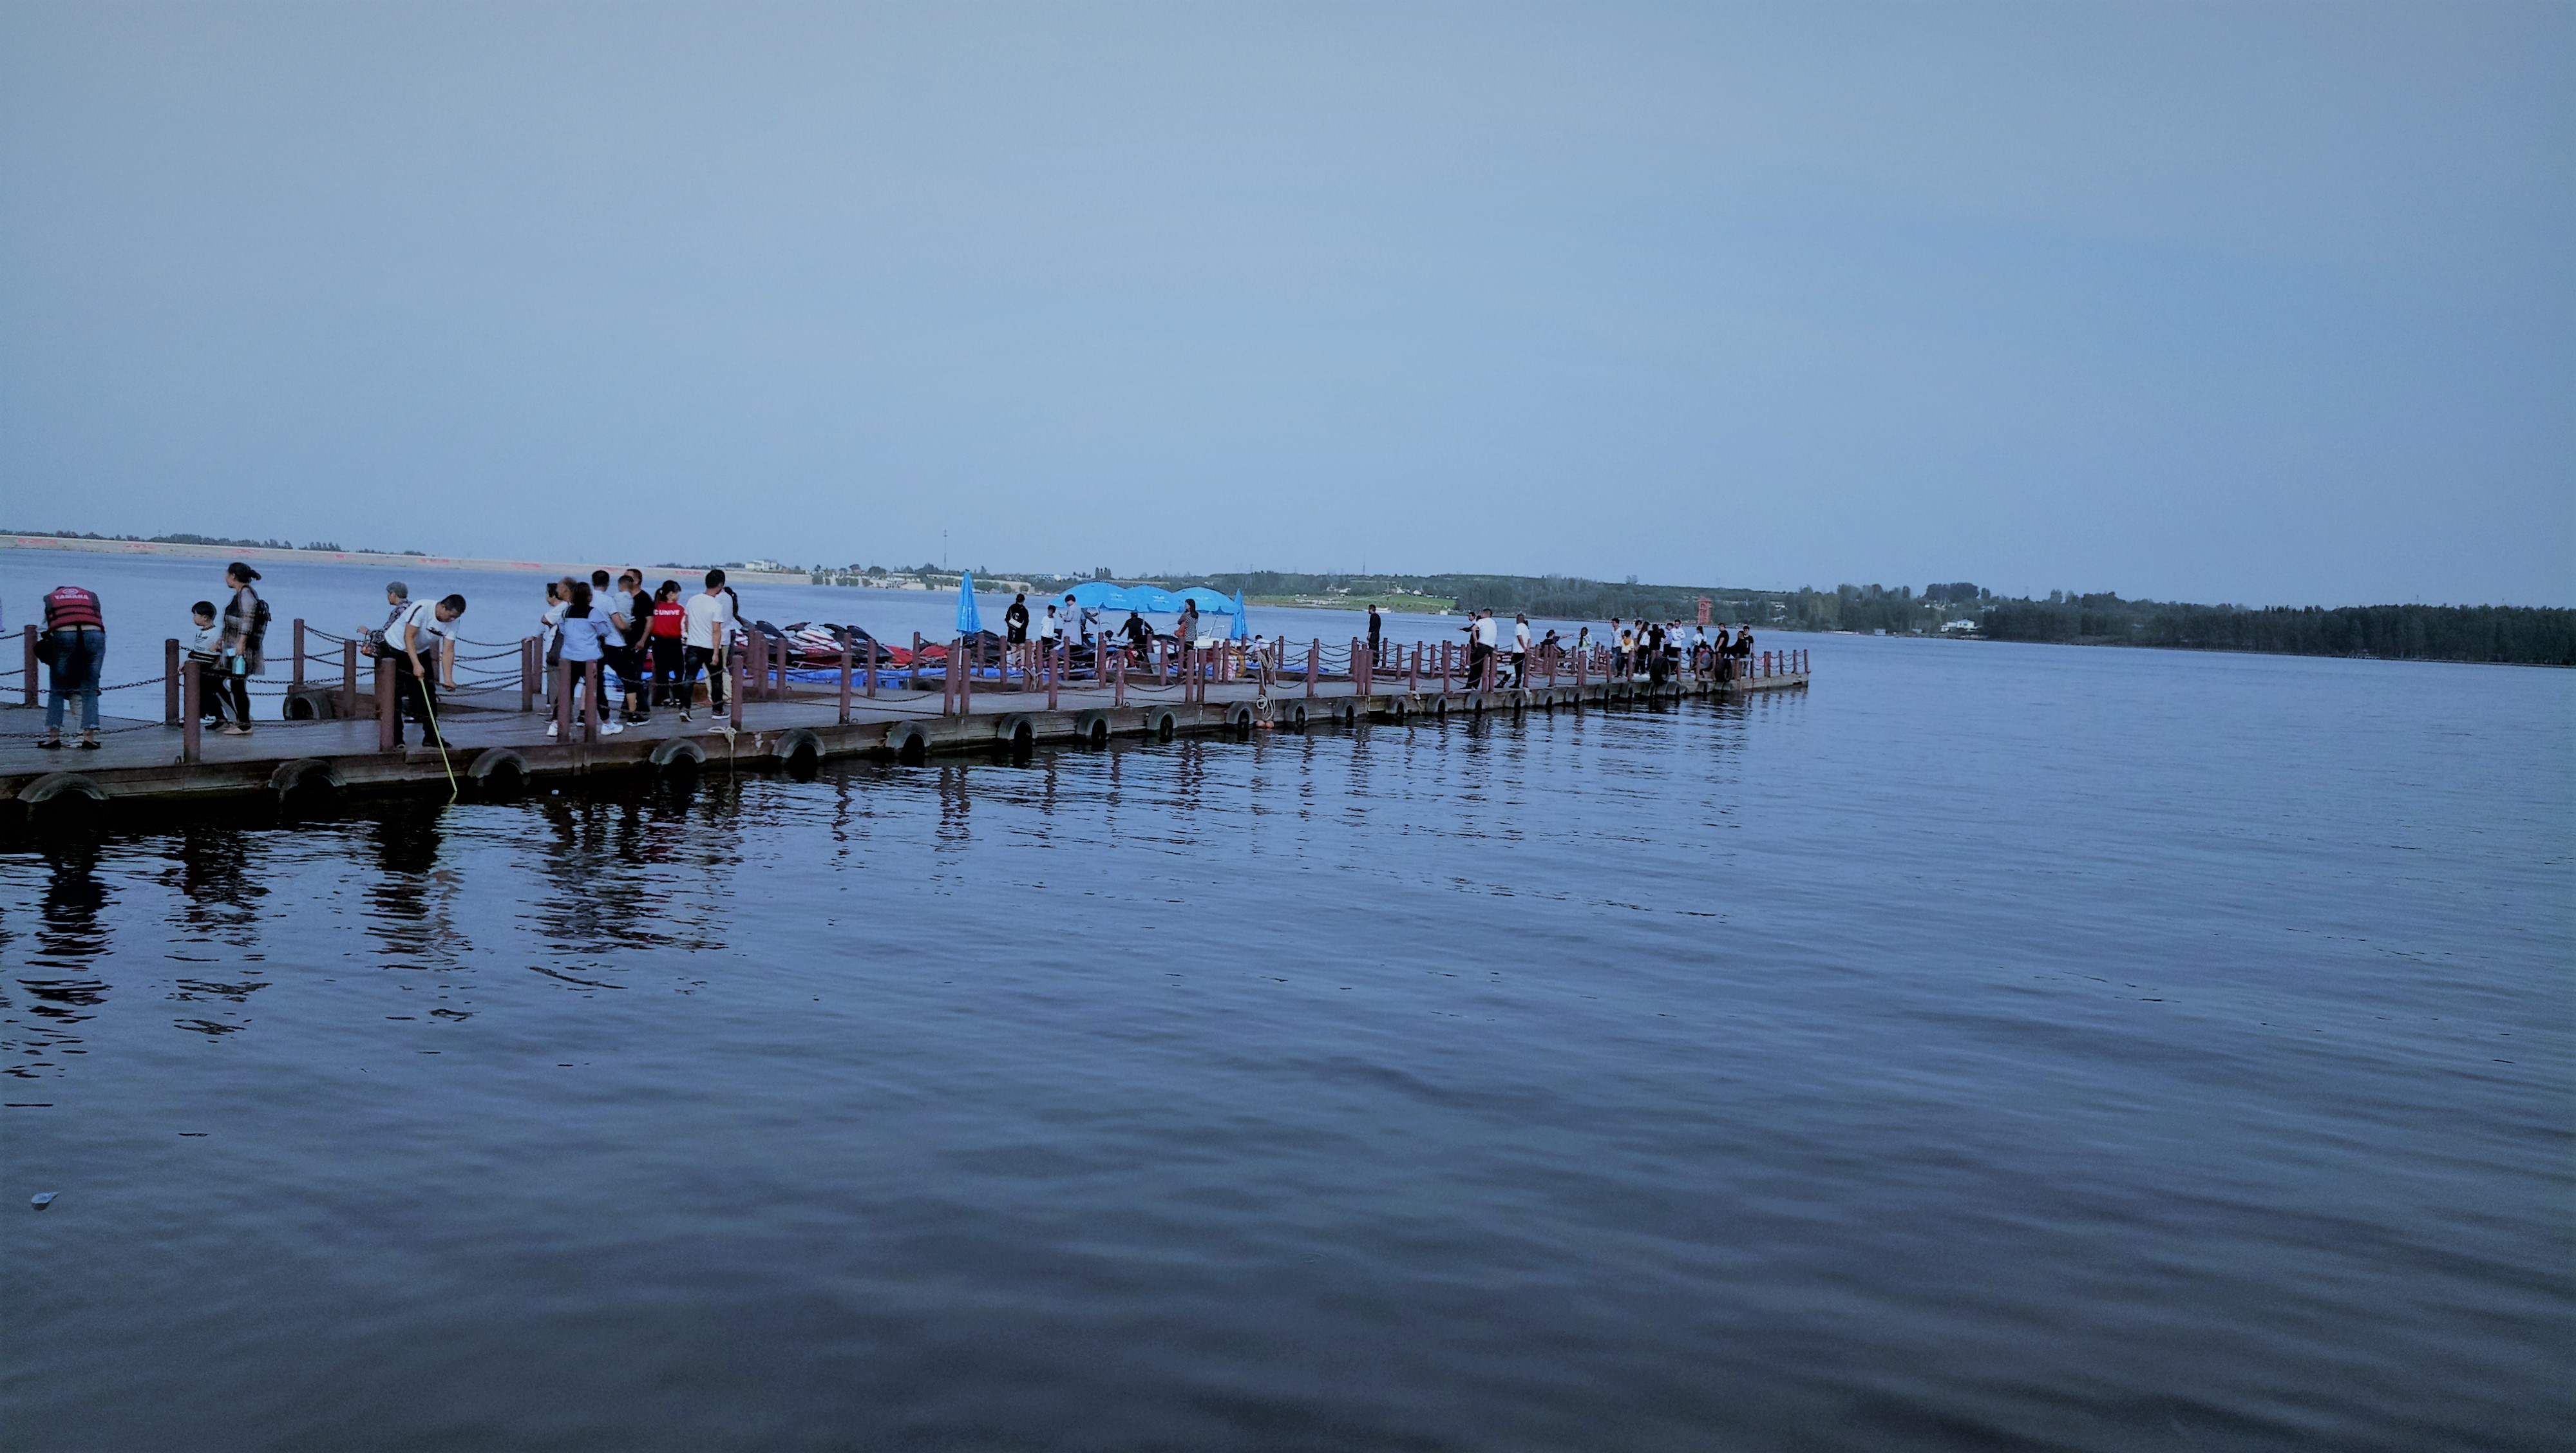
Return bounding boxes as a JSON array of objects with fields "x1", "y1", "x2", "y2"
[
  {"x1": 390, "y1": 593, "x2": 466, "y2": 748},
  {"x1": 1039, "y1": 603, "x2": 1061, "y2": 654},
  {"x1": 551, "y1": 582, "x2": 620, "y2": 736},
  {"x1": 36, "y1": 580, "x2": 106, "y2": 749},
  {"x1": 1367, "y1": 604, "x2": 1384, "y2": 668},
  {"x1": 1005, "y1": 593, "x2": 1030, "y2": 646},
  {"x1": 1176, "y1": 599, "x2": 1200, "y2": 647},
  {"x1": 679, "y1": 570, "x2": 734, "y2": 721},
  {"x1": 215, "y1": 563, "x2": 266, "y2": 736},
  {"x1": 1511, "y1": 613, "x2": 1531, "y2": 687},
  {"x1": 185, "y1": 600, "x2": 229, "y2": 730},
  {"x1": 1122, "y1": 610, "x2": 1151, "y2": 661},
  {"x1": 1614, "y1": 622, "x2": 1633, "y2": 678},
  {"x1": 541, "y1": 578, "x2": 573, "y2": 703},
  {"x1": 605, "y1": 570, "x2": 655, "y2": 726},
  {"x1": 649, "y1": 581, "x2": 686, "y2": 711},
  {"x1": 1467, "y1": 609, "x2": 1499, "y2": 690}
]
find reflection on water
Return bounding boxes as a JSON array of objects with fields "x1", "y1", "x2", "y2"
[{"x1": 0, "y1": 647, "x2": 2565, "y2": 1451}]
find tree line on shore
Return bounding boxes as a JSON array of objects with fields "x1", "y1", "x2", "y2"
[{"x1": 1977, "y1": 594, "x2": 2573, "y2": 665}]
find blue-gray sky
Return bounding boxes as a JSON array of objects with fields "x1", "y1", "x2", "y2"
[{"x1": 3, "y1": 1, "x2": 2568, "y2": 605}]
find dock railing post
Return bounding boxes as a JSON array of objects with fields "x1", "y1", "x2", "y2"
[
  {"x1": 867, "y1": 638, "x2": 880, "y2": 699},
  {"x1": 584, "y1": 661, "x2": 602, "y2": 741},
  {"x1": 520, "y1": 637, "x2": 536, "y2": 713},
  {"x1": 375, "y1": 657, "x2": 395, "y2": 752},
  {"x1": 838, "y1": 631, "x2": 852, "y2": 725},
  {"x1": 556, "y1": 658, "x2": 572, "y2": 739},
  {"x1": 165, "y1": 638, "x2": 182, "y2": 724},
  {"x1": 292, "y1": 618, "x2": 306, "y2": 689},
  {"x1": 20, "y1": 625, "x2": 34, "y2": 708},
  {"x1": 182, "y1": 661, "x2": 201, "y2": 763},
  {"x1": 730, "y1": 645, "x2": 745, "y2": 730},
  {"x1": 1113, "y1": 649, "x2": 1126, "y2": 707},
  {"x1": 1048, "y1": 643, "x2": 1061, "y2": 710},
  {"x1": 342, "y1": 640, "x2": 358, "y2": 719},
  {"x1": 1306, "y1": 639, "x2": 1318, "y2": 699}
]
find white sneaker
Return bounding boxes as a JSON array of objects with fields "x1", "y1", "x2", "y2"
[
  {"x1": 545, "y1": 721, "x2": 558, "y2": 737},
  {"x1": 602, "y1": 721, "x2": 625, "y2": 736}
]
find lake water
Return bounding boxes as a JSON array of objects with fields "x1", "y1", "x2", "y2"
[{"x1": 0, "y1": 609, "x2": 2566, "y2": 1448}]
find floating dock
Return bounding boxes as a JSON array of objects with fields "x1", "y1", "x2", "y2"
[{"x1": 1, "y1": 634, "x2": 1808, "y2": 824}]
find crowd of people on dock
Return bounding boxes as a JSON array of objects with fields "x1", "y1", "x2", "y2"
[{"x1": 25, "y1": 561, "x2": 1772, "y2": 749}]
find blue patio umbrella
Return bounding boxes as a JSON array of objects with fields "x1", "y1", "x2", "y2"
[
  {"x1": 1229, "y1": 590, "x2": 1249, "y2": 640},
  {"x1": 954, "y1": 570, "x2": 981, "y2": 636}
]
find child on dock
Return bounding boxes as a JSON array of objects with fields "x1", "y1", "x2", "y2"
[{"x1": 185, "y1": 601, "x2": 229, "y2": 728}]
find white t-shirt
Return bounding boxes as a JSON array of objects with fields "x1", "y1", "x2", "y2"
[
  {"x1": 683, "y1": 591, "x2": 734, "y2": 651},
  {"x1": 1473, "y1": 616, "x2": 1499, "y2": 647},
  {"x1": 1513, "y1": 620, "x2": 1531, "y2": 649},
  {"x1": 397, "y1": 600, "x2": 453, "y2": 660},
  {"x1": 1039, "y1": 608, "x2": 1060, "y2": 641}
]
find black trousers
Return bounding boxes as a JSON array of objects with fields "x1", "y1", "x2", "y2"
[
  {"x1": 392, "y1": 652, "x2": 439, "y2": 744},
  {"x1": 650, "y1": 638, "x2": 683, "y2": 707},
  {"x1": 682, "y1": 645, "x2": 726, "y2": 710},
  {"x1": 1466, "y1": 643, "x2": 1494, "y2": 688}
]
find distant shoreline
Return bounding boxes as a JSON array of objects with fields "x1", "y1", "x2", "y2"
[{"x1": 0, "y1": 535, "x2": 809, "y2": 585}]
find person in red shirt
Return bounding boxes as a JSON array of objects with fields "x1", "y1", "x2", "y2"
[
  {"x1": 647, "y1": 580, "x2": 687, "y2": 714},
  {"x1": 39, "y1": 584, "x2": 106, "y2": 749}
]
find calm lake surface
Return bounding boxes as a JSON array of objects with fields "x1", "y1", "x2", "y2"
[{"x1": 1, "y1": 630, "x2": 2567, "y2": 1450}]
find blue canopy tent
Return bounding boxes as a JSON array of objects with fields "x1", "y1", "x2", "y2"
[
  {"x1": 1124, "y1": 585, "x2": 1182, "y2": 613},
  {"x1": 1173, "y1": 587, "x2": 1234, "y2": 615},
  {"x1": 1066, "y1": 580, "x2": 1132, "y2": 611},
  {"x1": 1230, "y1": 589, "x2": 1249, "y2": 640},
  {"x1": 955, "y1": 571, "x2": 981, "y2": 636}
]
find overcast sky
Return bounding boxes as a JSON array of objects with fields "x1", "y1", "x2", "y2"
[{"x1": 3, "y1": 2, "x2": 2567, "y2": 605}]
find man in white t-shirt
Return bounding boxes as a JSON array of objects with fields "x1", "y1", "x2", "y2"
[
  {"x1": 1466, "y1": 610, "x2": 1500, "y2": 690},
  {"x1": 392, "y1": 593, "x2": 466, "y2": 748},
  {"x1": 1511, "y1": 613, "x2": 1532, "y2": 687},
  {"x1": 680, "y1": 569, "x2": 734, "y2": 717}
]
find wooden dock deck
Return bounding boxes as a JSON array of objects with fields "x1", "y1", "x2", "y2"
[{"x1": 1, "y1": 652, "x2": 1809, "y2": 823}]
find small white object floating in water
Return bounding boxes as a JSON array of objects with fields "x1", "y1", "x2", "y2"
[{"x1": 30, "y1": 1192, "x2": 56, "y2": 1209}]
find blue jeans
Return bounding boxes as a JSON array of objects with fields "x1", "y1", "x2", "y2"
[{"x1": 44, "y1": 627, "x2": 103, "y2": 732}]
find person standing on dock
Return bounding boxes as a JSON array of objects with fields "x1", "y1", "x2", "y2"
[
  {"x1": 35, "y1": 580, "x2": 105, "y2": 750},
  {"x1": 648, "y1": 582, "x2": 686, "y2": 712},
  {"x1": 215, "y1": 564, "x2": 266, "y2": 736},
  {"x1": 603, "y1": 570, "x2": 655, "y2": 726},
  {"x1": 551, "y1": 582, "x2": 619, "y2": 736},
  {"x1": 679, "y1": 570, "x2": 734, "y2": 721},
  {"x1": 1467, "y1": 609, "x2": 1499, "y2": 690},
  {"x1": 540, "y1": 578, "x2": 572, "y2": 704},
  {"x1": 185, "y1": 601, "x2": 229, "y2": 730},
  {"x1": 1613, "y1": 622, "x2": 1632, "y2": 679},
  {"x1": 390, "y1": 593, "x2": 466, "y2": 748},
  {"x1": 1367, "y1": 604, "x2": 1384, "y2": 669},
  {"x1": 1510, "y1": 614, "x2": 1531, "y2": 687},
  {"x1": 1005, "y1": 593, "x2": 1030, "y2": 646}
]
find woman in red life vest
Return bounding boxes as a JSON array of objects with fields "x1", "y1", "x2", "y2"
[
  {"x1": 648, "y1": 581, "x2": 687, "y2": 713},
  {"x1": 38, "y1": 583, "x2": 106, "y2": 749}
]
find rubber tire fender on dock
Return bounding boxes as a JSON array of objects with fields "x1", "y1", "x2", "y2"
[
  {"x1": 1143, "y1": 707, "x2": 1178, "y2": 742},
  {"x1": 1225, "y1": 701, "x2": 1255, "y2": 732},
  {"x1": 1380, "y1": 696, "x2": 1407, "y2": 721},
  {"x1": 269, "y1": 757, "x2": 346, "y2": 807},
  {"x1": 1072, "y1": 710, "x2": 1111, "y2": 748},
  {"x1": 775, "y1": 728, "x2": 824, "y2": 773},
  {"x1": 993, "y1": 714, "x2": 1035, "y2": 750},
  {"x1": 467, "y1": 747, "x2": 531, "y2": 796},
  {"x1": 1283, "y1": 701, "x2": 1309, "y2": 730},
  {"x1": 885, "y1": 721, "x2": 931, "y2": 766},
  {"x1": 647, "y1": 737, "x2": 705, "y2": 771},
  {"x1": 17, "y1": 772, "x2": 106, "y2": 806},
  {"x1": 1329, "y1": 698, "x2": 1358, "y2": 726}
]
